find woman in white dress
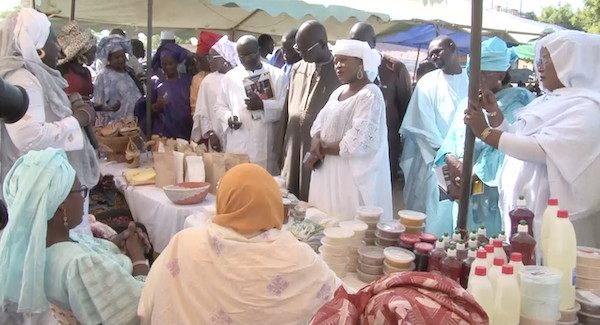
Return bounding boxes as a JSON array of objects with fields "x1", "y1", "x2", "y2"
[
  {"x1": 464, "y1": 30, "x2": 600, "y2": 248},
  {"x1": 306, "y1": 39, "x2": 393, "y2": 220}
]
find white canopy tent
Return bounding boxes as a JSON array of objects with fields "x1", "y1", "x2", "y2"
[{"x1": 33, "y1": 0, "x2": 392, "y2": 41}]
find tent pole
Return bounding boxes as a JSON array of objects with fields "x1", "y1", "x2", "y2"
[
  {"x1": 456, "y1": 0, "x2": 483, "y2": 237},
  {"x1": 146, "y1": 0, "x2": 153, "y2": 139},
  {"x1": 70, "y1": 0, "x2": 76, "y2": 21},
  {"x1": 413, "y1": 44, "x2": 422, "y2": 85}
]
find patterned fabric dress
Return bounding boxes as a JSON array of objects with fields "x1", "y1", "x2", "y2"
[{"x1": 310, "y1": 272, "x2": 489, "y2": 325}]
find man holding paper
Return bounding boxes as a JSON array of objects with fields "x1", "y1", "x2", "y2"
[{"x1": 214, "y1": 35, "x2": 288, "y2": 175}]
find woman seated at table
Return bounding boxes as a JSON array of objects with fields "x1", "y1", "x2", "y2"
[
  {"x1": 305, "y1": 39, "x2": 393, "y2": 220},
  {"x1": 136, "y1": 42, "x2": 193, "y2": 139},
  {"x1": 0, "y1": 148, "x2": 149, "y2": 324},
  {"x1": 464, "y1": 30, "x2": 600, "y2": 248},
  {"x1": 434, "y1": 37, "x2": 535, "y2": 236},
  {"x1": 138, "y1": 164, "x2": 340, "y2": 325}
]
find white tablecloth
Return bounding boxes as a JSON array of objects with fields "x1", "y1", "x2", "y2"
[{"x1": 98, "y1": 156, "x2": 215, "y2": 252}]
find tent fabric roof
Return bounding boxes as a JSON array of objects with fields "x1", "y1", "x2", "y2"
[{"x1": 36, "y1": 0, "x2": 392, "y2": 41}]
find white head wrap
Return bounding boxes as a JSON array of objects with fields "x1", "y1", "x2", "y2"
[
  {"x1": 211, "y1": 35, "x2": 241, "y2": 67},
  {"x1": 12, "y1": 8, "x2": 50, "y2": 63},
  {"x1": 536, "y1": 30, "x2": 600, "y2": 92},
  {"x1": 0, "y1": 9, "x2": 100, "y2": 189},
  {"x1": 332, "y1": 39, "x2": 381, "y2": 82}
]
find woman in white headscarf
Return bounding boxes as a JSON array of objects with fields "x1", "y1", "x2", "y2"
[
  {"x1": 191, "y1": 35, "x2": 240, "y2": 151},
  {"x1": 465, "y1": 30, "x2": 600, "y2": 249},
  {"x1": 0, "y1": 8, "x2": 99, "y2": 235},
  {"x1": 306, "y1": 39, "x2": 393, "y2": 220}
]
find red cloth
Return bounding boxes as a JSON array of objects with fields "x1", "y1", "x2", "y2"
[
  {"x1": 309, "y1": 272, "x2": 489, "y2": 325},
  {"x1": 196, "y1": 31, "x2": 223, "y2": 55},
  {"x1": 64, "y1": 65, "x2": 93, "y2": 98}
]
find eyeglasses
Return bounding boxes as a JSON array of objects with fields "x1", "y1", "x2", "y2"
[
  {"x1": 293, "y1": 41, "x2": 321, "y2": 54},
  {"x1": 70, "y1": 185, "x2": 89, "y2": 198}
]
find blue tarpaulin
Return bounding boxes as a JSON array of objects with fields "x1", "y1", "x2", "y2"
[{"x1": 379, "y1": 24, "x2": 485, "y2": 54}]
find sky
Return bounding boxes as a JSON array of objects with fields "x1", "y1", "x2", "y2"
[{"x1": 0, "y1": 0, "x2": 586, "y2": 16}]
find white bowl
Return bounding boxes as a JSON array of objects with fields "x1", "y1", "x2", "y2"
[
  {"x1": 356, "y1": 206, "x2": 383, "y2": 219},
  {"x1": 398, "y1": 210, "x2": 426, "y2": 227},
  {"x1": 384, "y1": 247, "x2": 416, "y2": 269},
  {"x1": 319, "y1": 244, "x2": 349, "y2": 256},
  {"x1": 163, "y1": 182, "x2": 210, "y2": 205},
  {"x1": 322, "y1": 254, "x2": 350, "y2": 265},
  {"x1": 339, "y1": 220, "x2": 368, "y2": 236},
  {"x1": 323, "y1": 227, "x2": 354, "y2": 245}
]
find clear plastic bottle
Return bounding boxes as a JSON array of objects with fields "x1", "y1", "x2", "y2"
[
  {"x1": 488, "y1": 257, "x2": 504, "y2": 294},
  {"x1": 485, "y1": 244, "x2": 495, "y2": 268},
  {"x1": 427, "y1": 238, "x2": 447, "y2": 273},
  {"x1": 477, "y1": 226, "x2": 489, "y2": 246},
  {"x1": 460, "y1": 247, "x2": 478, "y2": 289},
  {"x1": 541, "y1": 198, "x2": 559, "y2": 265},
  {"x1": 492, "y1": 239, "x2": 507, "y2": 264},
  {"x1": 499, "y1": 230, "x2": 512, "y2": 257},
  {"x1": 508, "y1": 252, "x2": 524, "y2": 285},
  {"x1": 509, "y1": 195, "x2": 535, "y2": 237},
  {"x1": 456, "y1": 240, "x2": 468, "y2": 261},
  {"x1": 469, "y1": 249, "x2": 489, "y2": 280},
  {"x1": 467, "y1": 266, "x2": 494, "y2": 322},
  {"x1": 491, "y1": 265, "x2": 520, "y2": 325},
  {"x1": 509, "y1": 220, "x2": 536, "y2": 265},
  {"x1": 441, "y1": 246, "x2": 463, "y2": 283},
  {"x1": 545, "y1": 210, "x2": 577, "y2": 310}
]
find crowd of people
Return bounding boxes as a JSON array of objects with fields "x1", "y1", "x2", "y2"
[{"x1": 0, "y1": 5, "x2": 599, "y2": 325}]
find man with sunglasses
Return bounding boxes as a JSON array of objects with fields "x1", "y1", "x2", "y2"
[
  {"x1": 213, "y1": 35, "x2": 288, "y2": 175},
  {"x1": 399, "y1": 35, "x2": 468, "y2": 236},
  {"x1": 275, "y1": 20, "x2": 341, "y2": 201}
]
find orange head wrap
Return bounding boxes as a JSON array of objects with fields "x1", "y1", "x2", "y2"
[{"x1": 213, "y1": 164, "x2": 283, "y2": 234}]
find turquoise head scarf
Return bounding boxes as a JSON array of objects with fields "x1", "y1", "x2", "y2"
[
  {"x1": 467, "y1": 37, "x2": 518, "y2": 72},
  {"x1": 0, "y1": 148, "x2": 76, "y2": 313}
]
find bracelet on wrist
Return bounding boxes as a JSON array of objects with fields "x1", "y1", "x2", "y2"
[
  {"x1": 480, "y1": 127, "x2": 492, "y2": 141},
  {"x1": 132, "y1": 260, "x2": 148, "y2": 268}
]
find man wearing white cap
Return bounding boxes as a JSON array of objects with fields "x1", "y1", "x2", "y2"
[{"x1": 160, "y1": 30, "x2": 176, "y2": 45}]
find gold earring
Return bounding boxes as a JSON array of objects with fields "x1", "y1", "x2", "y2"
[
  {"x1": 356, "y1": 69, "x2": 364, "y2": 80},
  {"x1": 37, "y1": 49, "x2": 46, "y2": 59}
]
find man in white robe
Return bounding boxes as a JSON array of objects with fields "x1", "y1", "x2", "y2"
[
  {"x1": 191, "y1": 36, "x2": 240, "y2": 150},
  {"x1": 214, "y1": 35, "x2": 288, "y2": 175},
  {"x1": 400, "y1": 35, "x2": 468, "y2": 236}
]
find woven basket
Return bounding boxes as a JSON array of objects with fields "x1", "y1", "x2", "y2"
[{"x1": 97, "y1": 130, "x2": 140, "y2": 162}]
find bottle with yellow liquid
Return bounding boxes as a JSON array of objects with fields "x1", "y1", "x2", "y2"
[{"x1": 545, "y1": 210, "x2": 576, "y2": 310}]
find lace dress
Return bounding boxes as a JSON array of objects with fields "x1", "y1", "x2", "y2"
[{"x1": 308, "y1": 84, "x2": 393, "y2": 220}]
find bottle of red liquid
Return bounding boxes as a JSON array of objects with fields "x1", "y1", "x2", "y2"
[
  {"x1": 477, "y1": 226, "x2": 489, "y2": 246},
  {"x1": 509, "y1": 220, "x2": 536, "y2": 265},
  {"x1": 456, "y1": 240, "x2": 468, "y2": 261},
  {"x1": 428, "y1": 238, "x2": 447, "y2": 273},
  {"x1": 460, "y1": 247, "x2": 478, "y2": 289},
  {"x1": 499, "y1": 230, "x2": 512, "y2": 258},
  {"x1": 509, "y1": 195, "x2": 535, "y2": 237},
  {"x1": 442, "y1": 245, "x2": 463, "y2": 283}
]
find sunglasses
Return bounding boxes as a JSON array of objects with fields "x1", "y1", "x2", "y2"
[
  {"x1": 293, "y1": 41, "x2": 321, "y2": 54},
  {"x1": 70, "y1": 185, "x2": 89, "y2": 198}
]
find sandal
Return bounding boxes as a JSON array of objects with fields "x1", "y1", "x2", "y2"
[
  {"x1": 100, "y1": 120, "x2": 119, "y2": 137},
  {"x1": 119, "y1": 117, "x2": 140, "y2": 136},
  {"x1": 125, "y1": 137, "x2": 140, "y2": 168}
]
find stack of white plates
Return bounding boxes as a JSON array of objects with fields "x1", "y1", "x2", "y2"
[
  {"x1": 320, "y1": 227, "x2": 354, "y2": 277},
  {"x1": 356, "y1": 206, "x2": 383, "y2": 246},
  {"x1": 339, "y1": 220, "x2": 368, "y2": 272}
]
